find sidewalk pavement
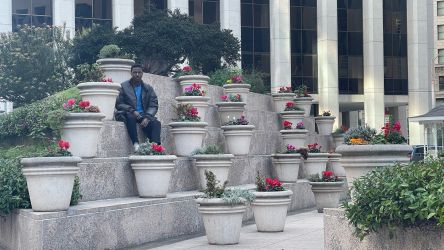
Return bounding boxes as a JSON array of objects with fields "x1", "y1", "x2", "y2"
[{"x1": 142, "y1": 209, "x2": 324, "y2": 250}]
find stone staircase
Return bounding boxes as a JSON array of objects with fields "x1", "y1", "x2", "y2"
[{"x1": 0, "y1": 74, "x2": 336, "y2": 250}]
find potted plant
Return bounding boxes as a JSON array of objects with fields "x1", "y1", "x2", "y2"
[
  {"x1": 175, "y1": 65, "x2": 210, "y2": 94},
  {"x1": 223, "y1": 75, "x2": 251, "y2": 103},
  {"x1": 221, "y1": 116, "x2": 255, "y2": 155},
  {"x1": 293, "y1": 84, "x2": 313, "y2": 117},
  {"x1": 77, "y1": 78, "x2": 121, "y2": 120},
  {"x1": 196, "y1": 170, "x2": 254, "y2": 245},
  {"x1": 21, "y1": 140, "x2": 82, "y2": 212},
  {"x1": 175, "y1": 83, "x2": 210, "y2": 121},
  {"x1": 302, "y1": 143, "x2": 329, "y2": 178},
  {"x1": 280, "y1": 120, "x2": 308, "y2": 148},
  {"x1": 336, "y1": 121, "x2": 412, "y2": 189},
  {"x1": 272, "y1": 145, "x2": 308, "y2": 182},
  {"x1": 332, "y1": 125, "x2": 348, "y2": 148},
  {"x1": 96, "y1": 44, "x2": 135, "y2": 84},
  {"x1": 272, "y1": 86, "x2": 295, "y2": 113},
  {"x1": 251, "y1": 172, "x2": 293, "y2": 232},
  {"x1": 308, "y1": 171, "x2": 344, "y2": 213},
  {"x1": 315, "y1": 110, "x2": 336, "y2": 135},
  {"x1": 280, "y1": 101, "x2": 305, "y2": 126},
  {"x1": 169, "y1": 104, "x2": 208, "y2": 156},
  {"x1": 216, "y1": 94, "x2": 246, "y2": 125},
  {"x1": 61, "y1": 99, "x2": 105, "y2": 158},
  {"x1": 129, "y1": 141, "x2": 177, "y2": 198},
  {"x1": 192, "y1": 145, "x2": 234, "y2": 190}
]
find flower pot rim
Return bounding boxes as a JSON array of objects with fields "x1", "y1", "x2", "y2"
[
  {"x1": 195, "y1": 197, "x2": 246, "y2": 205},
  {"x1": 77, "y1": 82, "x2": 122, "y2": 88},
  {"x1": 307, "y1": 152, "x2": 330, "y2": 157},
  {"x1": 280, "y1": 110, "x2": 305, "y2": 115},
  {"x1": 64, "y1": 112, "x2": 106, "y2": 119},
  {"x1": 128, "y1": 155, "x2": 178, "y2": 161},
  {"x1": 252, "y1": 190, "x2": 293, "y2": 197},
  {"x1": 271, "y1": 153, "x2": 302, "y2": 158},
  {"x1": 21, "y1": 156, "x2": 82, "y2": 165},
  {"x1": 294, "y1": 96, "x2": 313, "y2": 101},
  {"x1": 336, "y1": 144, "x2": 412, "y2": 153},
  {"x1": 175, "y1": 96, "x2": 210, "y2": 101},
  {"x1": 328, "y1": 153, "x2": 342, "y2": 158},
  {"x1": 272, "y1": 93, "x2": 295, "y2": 97},
  {"x1": 309, "y1": 181, "x2": 344, "y2": 186},
  {"x1": 315, "y1": 116, "x2": 336, "y2": 120},
  {"x1": 215, "y1": 102, "x2": 246, "y2": 106},
  {"x1": 192, "y1": 154, "x2": 234, "y2": 159},
  {"x1": 222, "y1": 83, "x2": 251, "y2": 88},
  {"x1": 221, "y1": 124, "x2": 255, "y2": 130},
  {"x1": 96, "y1": 58, "x2": 135, "y2": 65},
  {"x1": 177, "y1": 75, "x2": 210, "y2": 81},
  {"x1": 168, "y1": 121, "x2": 208, "y2": 127},
  {"x1": 279, "y1": 129, "x2": 308, "y2": 134}
]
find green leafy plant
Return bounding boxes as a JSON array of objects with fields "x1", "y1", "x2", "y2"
[
  {"x1": 295, "y1": 85, "x2": 311, "y2": 97},
  {"x1": 98, "y1": 44, "x2": 134, "y2": 59},
  {"x1": 223, "y1": 115, "x2": 249, "y2": 126},
  {"x1": 134, "y1": 141, "x2": 166, "y2": 155},
  {"x1": 332, "y1": 126, "x2": 348, "y2": 136},
  {"x1": 73, "y1": 63, "x2": 104, "y2": 84},
  {"x1": 284, "y1": 101, "x2": 302, "y2": 111},
  {"x1": 344, "y1": 125, "x2": 377, "y2": 145},
  {"x1": 208, "y1": 68, "x2": 268, "y2": 94},
  {"x1": 308, "y1": 171, "x2": 341, "y2": 182},
  {"x1": 343, "y1": 159, "x2": 444, "y2": 240},
  {"x1": 175, "y1": 104, "x2": 201, "y2": 122},
  {"x1": 193, "y1": 145, "x2": 224, "y2": 155},
  {"x1": 322, "y1": 110, "x2": 332, "y2": 116}
]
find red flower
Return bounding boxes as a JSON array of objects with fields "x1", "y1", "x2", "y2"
[
  {"x1": 393, "y1": 121, "x2": 401, "y2": 132},
  {"x1": 188, "y1": 107, "x2": 199, "y2": 117},
  {"x1": 323, "y1": 171, "x2": 333, "y2": 178},
  {"x1": 231, "y1": 75, "x2": 242, "y2": 83},
  {"x1": 285, "y1": 102, "x2": 295, "y2": 108},
  {"x1": 78, "y1": 100, "x2": 90, "y2": 108},
  {"x1": 183, "y1": 65, "x2": 192, "y2": 72},
  {"x1": 287, "y1": 144, "x2": 296, "y2": 152},
  {"x1": 221, "y1": 95, "x2": 228, "y2": 101},
  {"x1": 283, "y1": 120, "x2": 293, "y2": 129},
  {"x1": 101, "y1": 78, "x2": 113, "y2": 82},
  {"x1": 151, "y1": 143, "x2": 165, "y2": 153},
  {"x1": 67, "y1": 99, "x2": 76, "y2": 106},
  {"x1": 192, "y1": 83, "x2": 201, "y2": 90},
  {"x1": 58, "y1": 140, "x2": 70, "y2": 150}
]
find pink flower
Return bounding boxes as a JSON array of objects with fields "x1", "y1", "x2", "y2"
[
  {"x1": 323, "y1": 171, "x2": 334, "y2": 178},
  {"x1": 78, "y1": 100, "x2": 90, "y2": 108},
  {"x1": 151, "y1": 143, "x2": 165, "y2": 153},
  {"x1": 231, "y1": 75, "x2": 242, "y2": 83},
  {"x1": 393, "y1": 121, "x2": 401, "y2": 131},
  {"x1": 67, "y1": 99, "x2": 76, "y2": 106},
  {"x1": 221, "y1": 95, "x2": 228, "y2": 102},
  {"x1": 58, "y1": 140, "x2": 70, "y2": 150},
  {"x1": 183, "y1": 65, "x2": 192, "y2": 72}
]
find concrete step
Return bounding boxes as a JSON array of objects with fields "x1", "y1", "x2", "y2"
[{"x1": 0, "y1": 182, "x2": 316, "y2": 250}]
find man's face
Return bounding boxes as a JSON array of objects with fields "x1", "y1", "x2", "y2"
[{"x1": 131, "y1": 67, "x2": 143, "y2": 81}]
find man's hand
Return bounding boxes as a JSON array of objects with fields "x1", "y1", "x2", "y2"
[
  {"x1": 140, "y1": 118, "x2": 150, "y2": 127},
  {"x1": 133, "y1": 111, "x2": 142, "y2": 121}
]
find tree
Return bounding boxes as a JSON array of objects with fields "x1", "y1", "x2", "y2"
[{"x1": 0, "y1": 25, "x2": 74, "y2": 107}]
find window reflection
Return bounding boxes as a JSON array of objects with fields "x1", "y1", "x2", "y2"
[
  {"x1": 75, "y1": 0, "x2": 112, "y2": 31},
  {"x1": 12, "y1": 0, "x2": 52, "y2": 31},
  {"x1": 189, "y1": 0, "x2": 220, "y2": 25},
  {"x1": 134, "y1": 0, "x2": 167, "y2": 16}
]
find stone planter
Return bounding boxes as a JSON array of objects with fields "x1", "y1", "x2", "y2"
[
  {"x1": 96, "y1": 58, "x2": 134, "y2": 84},
  {"x1": 169, "y1": 122, "x2": 208, "y2": 156},
  {"x1": 178, "y1": 75, "x2": 210, "y2": 94},
  {"x1": 303, "y1": 153, "x2": 329, "y2": 178},
  {"x1": 221, "y1": 125, "x2": 255, "y2": 155},
  {"x1": 216, "y1": 102, "x2": 246, "y2": 125},
  {"x1": 223, "y1": 83, "x2": 251, "y2": 103},
  {"x1": 309, "y1": 182, "x2": 344, "y2": 213},
  {"x1": 280, "y1": 129, "x2": 308, "y2": 148},
  {"x1": 196, "y1": 198, "x2": 246, "y2": 245},
  {"x1": 61, "y1": 113, "x2": 105, "y2": 158},
  {"x1": 315, "y1": 116, "x2": 336, "y2": 135},
  {"x1": 271, "y1": 154, "x2": 302, "y2": 182},
  {"x1": 129, "y1": 155, "x2": 177, "y2": 198},
  {"x1": 328, "y1": 153, "x2": 345, "y2": 177},
  {"x1": 272, "y1": 93, "x2": 296, "y2": 113},
  {"x1": 251, "y1": 190, "x2": 293, "y2": 232},
  {"x1": 175, "y1": 96, "x2": 210, "y2": 121},
  {"x1": 192, "y1": 154, "x2": 234, "y2": 190},
  {"x1": 294, "y1": 96, "x2": 313, "y2": 117},
  {"x1": 280, "y1": 110, "x2": 305, "y2": 126},
  {"x1": 333, "y1": 134, "x2": 345, "y2": 148},
  {"x1": 336, "y1": 144, "x2": 412, "y2": 188},
  {"x1": 21, "y1": 157, "x2": 81, "y2": 212},
  {"x1": 77, "y1": 82, "x2": 121, "y2": 120}
]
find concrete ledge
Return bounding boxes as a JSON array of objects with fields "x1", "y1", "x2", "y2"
[{"x1": 324, "y1": 208, "x2": 444, "y2": 250}]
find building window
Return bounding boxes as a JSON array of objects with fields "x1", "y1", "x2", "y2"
[
  {"x1": 438, "y1": 1, "x2": 444, "y2": 16},
  {"x1": 439, "y1": 25, "x2": 444, "y2": 40},
  {"x1": 439, "y1": 76, "x2": 444, "y2": 91},
  {"x1": 383, "y1": 0, "x2": 408, "y2": 95},
  {"x1": 12, "y1": 0, "x2": 53, "y2": 31},
  {"x1": 338, "y1": 0, "x2": 364, "y2": 94},
  {"x1": 75, "y1": 0, "x2": 112, "y2": 31},
  {"x1": 439, "y1": 49, "x2": 444, "y2": 64},
  {"x1": 189, "y1": 0, "x2": 220, "y2": 25},
  {"x1": 290, "y1": 0, "x2": 317, "y2": 93},
  {"x1": 134, "y1": 0, "x2": 167, "y2": 16},
  {"x1": 241, "y1": 0, "x2": 270, "y2": 90}
]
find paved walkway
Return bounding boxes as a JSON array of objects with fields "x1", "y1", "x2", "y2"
[{"x1": 142, "y1": 209, "x2": 324, "y2": 250}]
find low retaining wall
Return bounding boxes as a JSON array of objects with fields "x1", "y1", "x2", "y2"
[{"x1": 324, "y1": 208, "x2": 444, "y2": 250}]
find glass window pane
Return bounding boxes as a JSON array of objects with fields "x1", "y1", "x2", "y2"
[
  {"x1": 253, "y1": 28, "x2": 270, "y2": 52},
  {"x1": 93, "y1": 0, "x2": 112, "y2": 19},
  {"x1": 439, "y1": 25, "x2": 444, "y2": 40},
  {"x1": 241, "y1": 4, "x2": 253, "y2": 27},
  {"x1": 32, "y1": 15, "x2": 52, "y2": 26},
  {"x1": 241, "y1": 27, "x2": 253, "y2": 52},
  {"x1": 75, "y1": 18, "x2": 92, "y2": 30},
  {"x1": 347, "y1": 9, "x2": 362, "y2": 32},
  {"x1": 254, "y1": 54, "x2": 270, "y2": 73},
  {"x1": 291, "y1": 30, "x2": 302, "y2": 53},
  {"x1": 438, "y1": 49, "x2": 444, "y2": 64},
  {"x1": 13, "y1": 0, "x2": 30, "y2": 15},
  {"x1": 254, "y1": 4, "x2": 269, "y2": 27},
  {"x1": 12, "y1": 15, "x2": 31, "y2": 31},
  {"x1": 203, "y1": 1, "x2": 219, "y2": 24},
  {"x1": 302, "y1": 6, "x2": 316, "y2": 30},
  {"x1": 76, "y1": 0, "x2": 93, "y2": 18},
  {"x1": 302, "y1": 30, "x2": 317, "y2": 54},
  {"x1": 438, "y1": 1, "x2": 444, "y2": 16},
  {"x1": 291, "y1": 55, "x2": 303, "y2": 76},
  {"x1": 32, "y1": 0, "x2": 52, "y2": 16},
  {"x1": 290, "y1": 6, "x2": 302, "y2": 30}
]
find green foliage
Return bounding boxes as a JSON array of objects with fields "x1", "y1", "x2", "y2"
[
  {"x1": 202, "y1": 170, "x2": 254, "y2": 204},
  {"x1": 0, "y1": 25, "x2": 75, "y2": 107},
  {"x1": 73, "y1": 63, "x2": 104, "y2": 83},
  {"x1": 221, "y1": 188, "x2": 255, "y2": 205},
  {"x1": 70, "y1": 176, "x2": 82, "y2": 205},
  {"x1": 98, "y1": 44, "x2": 133, "y2": 59},
  {"x1": 175, "y1": 104, "x2": 201, "y2": 122},
  {"x1": 71, "y1": 24, "x2": 118, "y2": 66},
  {"x1": 343, "y1": 159, "x2": 444, "y2": 240},
  {"x1": 0, "y1": 158, "x2": 30, "y2": 215},
  {"x1": 0, "y1": 87, "x2": 79, "y2": 142},
  {"x1": 134, "y1": 142, "x2": 165, "y2": 155},
  {"x1": 208, "y1": 67, "x2": 241, "y2": 86},
  {"x1": 203, "y1": 170, "x2": 226, "y2": 199},
  {"x1": 192, "y1": 145, "x2": 224, "y2": 155},
  {"x1": 344, "y1": 126, "x2": 377, "y2": 145},
  {"x1": 208, "y1": 68, "x2": 269, "y2": 94}
]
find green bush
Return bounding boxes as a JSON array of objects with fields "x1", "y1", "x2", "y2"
[
  {"x1": 0, "y1": 25, "x2": 75, "y2": 107},
  {"x1": 343, "y1": 159, "x2": 444, "y2": 240},
  {"x1": 98, "y1": 44, "x2": 133, "y2": 59},
  {"x1": 73, "y1": 63, "x2": 104, "y2": 84},
  {"x1": 0, "y1": 87, "x2": 80, "y2": 142},
  {"x1": 208, "y1": 68, "x2": 241, "y2": 86},
  {"x1": 207, "y1": 68, "x2": 269, "y2": 94},
  {"x1": 192, "y1": 145, "x2": 224, "y2": 155},
  {"x1": 343, "y1": 126, "x2": 377, "y2": 145}
]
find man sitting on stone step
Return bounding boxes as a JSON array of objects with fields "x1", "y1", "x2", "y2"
[{"x1": 115, "y1": 64, "x2": 161, "y2": 151}]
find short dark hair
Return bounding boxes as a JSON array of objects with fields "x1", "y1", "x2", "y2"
[{"x1": 131, "y1": 64, "x2": 143, "y2": 72}]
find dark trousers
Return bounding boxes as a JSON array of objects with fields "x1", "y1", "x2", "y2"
[{"x1": 125, "y1": 113, "x2": 161, "y2": 145}]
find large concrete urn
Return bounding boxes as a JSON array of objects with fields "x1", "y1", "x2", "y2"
[
  {"x1": 315, "y1": 116, "x2": 336, "y2": 135},
  {"x1": 216, "y1": 102, "x2": 246, "y2": 125},
  {"x1": 21, "y1": 157, "x2": 81, "y2": 212},
  {"x1": 303, "y1": 153, "x2": 329, "y2": 178},
  {"x1": 192, "y1": 154, "x2": 234, "y2": 190},
  {"x1": 175, "y1": 96, "x2": 210, "y2": 122},
  {"x1": 309, "y1": 182, "x2": 344, "y2": 213},
  {"x1": 223, "y1": 83, "x2": 251, "y2": 103},
  {"x1": 280, "y1": 110, "x2": 305, "y2": 126},
  {"x1": 221, "y1": 125, "x2": 255, "y2": 155},
  {"x1": 169, "y1": 121, "x2": 208, "y2": 156},
  {"x1": 294, "y1": 96, "x2": 313, "y2": 117},
  {"x1": 177, "y1": 75, "x2": 210, "y2": 94},
  {"x1": 77, "y1": 82, "x2": 121, "y2": 120},
  {"x1": 251, "y1": 190, "x2": 293, "y2": 232},
  {"x1": 272, "y1": 153, "x2": 302, "y2": 182},
  {"x1": 280, "y1": 129, "x2": 308, "y2": 148},
  {"x1": 272, "y1": 93, "x2": 295, "y2": 113},
  {"x1": 96, "y1": 58, "x2": 134, "y2": 84}
]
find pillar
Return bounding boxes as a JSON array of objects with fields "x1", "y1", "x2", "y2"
[
  {"x1": 317, "y1": 0, "x2": 339, "y2": 128},
  {"x1": 0, "y1": 0, "x2": 12, "y2": 32},
  {"x1": 270, "y1": 0, "x2": 291, "y2": 93},
  {"x1": 53, "y1": 0, "x2": 75, "y2": 37},
  {"x1": 407, "y1": 0, "x2": 434, "y2": 144},
  {"x1": 363, "y1": 0, "x2": 385, "y2": 129},
  {"x1": 168, "y1": 0, "x2": 189, "y2": 14},
  {"x1": 220, "y1": 0, "x2": 241, "y2": 68},
  {"x1": 113, "y1": 0, "x2": 134, "y2": 30}
]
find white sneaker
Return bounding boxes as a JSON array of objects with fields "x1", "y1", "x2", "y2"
[{"x1": 134, "y1": 143, "x2": 140, "y2": 152}]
